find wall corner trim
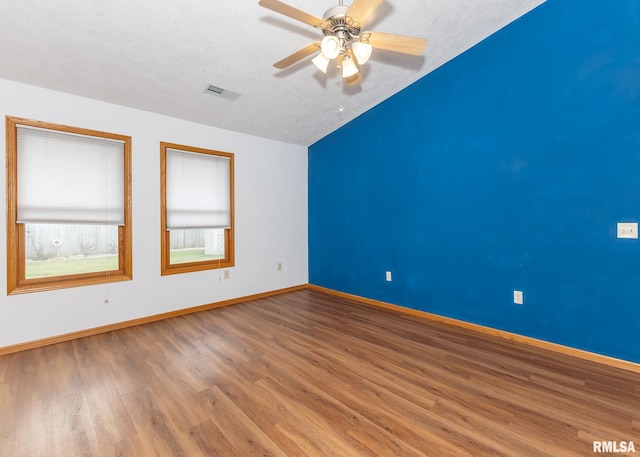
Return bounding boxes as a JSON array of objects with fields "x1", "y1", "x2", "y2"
[
  {"x1": 308, "y1": 284, "x2": 640, "y2": 375},
  {"x1": 0, "y1": 284, "x2": 309, "y2": 356}
]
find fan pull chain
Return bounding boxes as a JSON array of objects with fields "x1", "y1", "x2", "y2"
[{"x1": 338, "y1": 67, "x2": 344, "y2": 112}]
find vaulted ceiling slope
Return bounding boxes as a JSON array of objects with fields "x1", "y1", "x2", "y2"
[{"x1": 0, "y1": 0, "x2": 544, "y2": 147}]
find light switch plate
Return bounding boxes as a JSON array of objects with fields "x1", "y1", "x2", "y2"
[{"x1": 617, "y1": 222, "x2": 638, "y2": 239}]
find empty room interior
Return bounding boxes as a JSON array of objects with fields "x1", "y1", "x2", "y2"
[{"x1": 1, "y1": 0, "x2": 639, "y2": 455}]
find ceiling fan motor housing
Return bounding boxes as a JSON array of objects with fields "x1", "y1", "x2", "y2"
[{"x1": 321, "y1": 5, "x2": 362, "y2": 40}]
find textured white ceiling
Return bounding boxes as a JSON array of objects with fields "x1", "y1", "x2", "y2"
[{"x1": 0, "y1": 0, "x2": 544, "y2": 146}]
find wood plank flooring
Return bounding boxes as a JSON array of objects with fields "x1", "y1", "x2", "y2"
[{"x1": 1, "y1": 289, "x2": 638, "y2": 456}]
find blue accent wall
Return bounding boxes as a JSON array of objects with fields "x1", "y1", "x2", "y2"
[{"x1": 308, "y1": 0, "x2": 640, "y2": 363}]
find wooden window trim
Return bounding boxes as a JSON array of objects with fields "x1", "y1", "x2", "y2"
[
  {"x1": 160, "y1": 142, "x2": 235, "y2": 276},
  {"x1": 5, "y1": 116, "x2": 132, "y2": 295}
]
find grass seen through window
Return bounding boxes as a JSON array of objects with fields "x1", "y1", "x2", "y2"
[
  {"x1": 26, "y1": 249, "x2": 221, "y2": 278},
  {"x1": 26, "y1": 255, "x2": 118, "y2": 278},
  {"x1": 169, "y1": 248, "x2": 224, "y2": 265}
]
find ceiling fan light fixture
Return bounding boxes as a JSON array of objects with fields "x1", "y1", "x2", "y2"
[
  {"x1": 341, "y1": 55, "x2": 359, "y2": 78},
  {"x1": 352, "y1": 41, "x2": 373, "y2": 65},
  {"x1": 320, "y1": 35, "x2": 341, "y2": 59},
  {"x1": 312, "y1": 52, "x2": 331, "y2": 73}
]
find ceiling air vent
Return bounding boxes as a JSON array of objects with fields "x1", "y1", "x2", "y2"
[{"x1": 205, "y1": 84, "x2": 240, "y2": 101}]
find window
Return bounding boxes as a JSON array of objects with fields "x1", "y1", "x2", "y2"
[
  {"x1": 160, "y1": 142, "x2": 234, "y2": 275},
  {"x1": 5, "y1": 116, "x2": 132, "y2": 294}
]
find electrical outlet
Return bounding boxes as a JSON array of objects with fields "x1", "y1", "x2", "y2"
[
  {"x1": 617, "y1": 222, "x2": 638, "y2": 239},
  {"x1": 277, "y1": 262, "x2": 283, "y2": 271},
  {"x1": 514, "y1": 290, "x2": 523, "y2": 305},
  {"x1": 224, "y1": 270, "x2": 230, "y2": 280},
  {"x1": 385, "y1": 271, "x2": 392, "y2": 282}
]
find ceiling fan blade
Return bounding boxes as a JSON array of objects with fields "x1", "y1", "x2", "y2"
[
  {"x1": 345, "y1": 72, "x2": 363, "y2": 86},
  {"x1": 258, "y1": 0, "x2": 324, "y2": 28},
  {"x1": 274, "y1": 42, "x2": 320, "y2": 69},
  {"x1": 346, "y1": 0, "x2": 384, "y2": 26},
  {"x1": 364, "y1": 31, "x2": 427, "y2": 56}
]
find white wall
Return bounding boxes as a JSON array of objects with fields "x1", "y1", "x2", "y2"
[{"x1": 0, "y1": 78, "x2": 308, "y2": 348}]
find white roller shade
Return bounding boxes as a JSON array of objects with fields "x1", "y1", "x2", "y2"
[
  {"x1": 166, "y1": 148, "x2": 231, "y2": 229},
  {"x1": 16, "y1": 126, "x2": 125, "y2": 225}
]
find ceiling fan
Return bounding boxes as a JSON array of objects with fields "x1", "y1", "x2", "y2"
[{"x1": 258, "y1": 0, "x2": 427, "y2": 85}]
